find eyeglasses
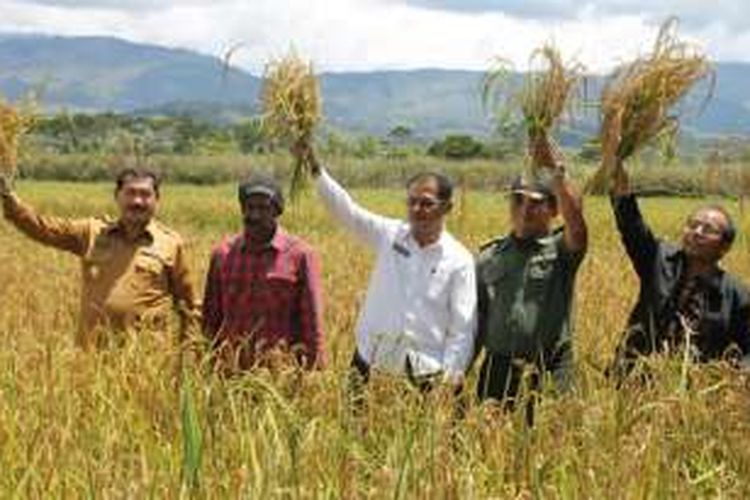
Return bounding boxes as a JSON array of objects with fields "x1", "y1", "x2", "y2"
[
  {"x1": 407, "y1": 196, "x2": 443, "y2": 211},
  {"x1": 685, "y1": 217, "x2": 724, "y2": 238}
]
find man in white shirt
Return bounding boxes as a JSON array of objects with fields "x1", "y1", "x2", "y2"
[{"x1": 304, "y1": 146, "x2": 477, "y2": 396}]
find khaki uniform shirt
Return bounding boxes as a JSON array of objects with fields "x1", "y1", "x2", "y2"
[{"x1": 2, "y1": 193, "x2": 199, "y2": 346}]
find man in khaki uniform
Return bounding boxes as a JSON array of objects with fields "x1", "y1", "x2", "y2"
[{"x1": 0, "y1": 169, "x2": 199, "y2": 348}]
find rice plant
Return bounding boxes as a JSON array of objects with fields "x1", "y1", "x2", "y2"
[
  {"x1": 261, "y1": 50, "x2": 322, "y2": 199},
  {"x1": 2, "y1": 181, "x2": 750, "y2": 496},
  {"x1": 589, "y1": 17, "x2": 714, "y2": 192},
  {"x1": 483, "y1": 44, "x2": 584, "y2": 172},
  {"x1": 0, "y1": 97, "x2": 34, "y2": 179}
]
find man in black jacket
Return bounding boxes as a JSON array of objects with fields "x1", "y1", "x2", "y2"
[{"x1": 610, "y1": 167, "x2": 750, "y2": 380}]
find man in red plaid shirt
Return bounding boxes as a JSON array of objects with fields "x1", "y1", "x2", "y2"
[{"x1": 202, "y1": 176, "x2": 325, "y2": 371}]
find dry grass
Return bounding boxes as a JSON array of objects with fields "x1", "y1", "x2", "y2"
[
  {"x1": 483, "y1": 44, "x2": 584, "y2": 171},
  {"x1": 2, "y1": 180, "x2": 750, "y2": 496},
  {"x1": 261, "y1": 51, "x2": 322, "y2": 198},
  {"x1": 590, "y1": 17, "x2": 714, "y2": 191}
]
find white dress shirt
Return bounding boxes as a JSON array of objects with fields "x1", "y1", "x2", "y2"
[{"x1": 316, "y1": 169, "x2": 477, "y2": 381}]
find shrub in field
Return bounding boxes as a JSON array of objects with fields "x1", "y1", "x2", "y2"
[{"x1": 427, "y1": 134, "x2": 489, "y2": 159}]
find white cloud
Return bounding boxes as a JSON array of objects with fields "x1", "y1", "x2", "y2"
[
  {"x1": 0, "y1": 0, "x2": 748, "y2": 74},
  {"x1": 404, "y1": 1, "x2": 750, "y2": 32}
]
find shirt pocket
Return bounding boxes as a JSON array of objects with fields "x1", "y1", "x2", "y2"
[
  {"x1": 480, "y1": 262, "x2": 507, "y2": 303},
  {"x1": 525, "y1": 256, "x2": 555, "y2": 298},
  {"x1": 132, "y1": 254, "x2": 166, "y2": 289},
  {"x1": 265, "y1": 271, "x2": 298, "y2": 303},
  {"x1": 426, "y1": 267, "x2": 451, "y2": 303},
  {"x1": 83, "y1": 248, "x2": 115, "y2": 281}
]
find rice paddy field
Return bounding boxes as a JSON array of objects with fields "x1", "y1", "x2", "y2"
[{"x1": 2, "y1": 172, "x2": 750, "y2": 498}]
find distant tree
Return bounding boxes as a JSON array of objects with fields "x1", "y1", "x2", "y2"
[
  {"x1": 320, "y1": 131, "x2": 350, "y2": 157},
  {"x1": 173, "y1": 118, "x2": 213, "y2": 154},
  {"x1": 353, "y1": 136, "x2": 381, "y2": 158},
  {"x1": 233, "y1": 118, "x2": 267, "y2": 154},
  {"x1": 387, "y1": 125, "x2": 413, "y2": 144},
  {"x1": 427, "y1": 134, "x2": 487, "y2": 159}
]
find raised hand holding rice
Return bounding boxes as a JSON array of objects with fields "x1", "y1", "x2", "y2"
[
  {"x1": 261, "y1": 50, "x2": 322, "y2": 199},
  {"x1": 483, "y1": 44, "x2": 583, "y2": 174},
  {"x1": 0, "y1": 99, "x2": 32, "y2": 182},
  {"x1": 590, "y1": 17, "x2": 713, "y2": 192},
  {"x1": 0, "y1": 171, "x2": 11, "y2": 197}
]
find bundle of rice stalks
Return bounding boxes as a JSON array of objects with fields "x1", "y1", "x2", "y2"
[
  {"x1": 483, "y1": 44, "x2": 584, "y2": 171},
  {"x1": 0, "y1": 99, "x2": 33, "y2": 179},
  {"x1": 590, "y1": 17, "x2": 714, "y2": 191},
  {"x1": 261, "y1": 51, "x2": 322, "y2": 198}
]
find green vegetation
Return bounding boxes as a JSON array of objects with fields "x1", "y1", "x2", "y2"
[{"x1": 12, "y1": 147, "x2": 750, "y2": 199}]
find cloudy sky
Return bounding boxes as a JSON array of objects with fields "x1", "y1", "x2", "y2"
[{"x1": 1, "y1": 0, "x2": 748, "y2": 74}]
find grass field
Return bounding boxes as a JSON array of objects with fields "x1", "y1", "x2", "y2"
[{"x1": 2, "y1": 176, "x2": 750, "y2": 497}]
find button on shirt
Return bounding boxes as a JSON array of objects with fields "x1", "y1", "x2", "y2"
[
  {"x1": 202, "y1": 228, "x2": 325, "y2": 369},
  {"x1": 2, "y1": 194, "x2": 199, "y2": 345},
  {"x1": 316, "y1": 169, "x2": 477, "y2": 381}
]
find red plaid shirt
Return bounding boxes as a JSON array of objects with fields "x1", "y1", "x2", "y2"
[{"x1": 202, "y1": 228, "x2": 325, "y2": 369}]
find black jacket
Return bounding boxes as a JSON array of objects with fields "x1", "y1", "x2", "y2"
[{"x1": 611, "y1": 194, "x2": 750, "y2": 371}]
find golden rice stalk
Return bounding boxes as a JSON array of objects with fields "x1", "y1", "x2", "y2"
[
  {"x1": 590, "y1": 17, "x2": 714, "y2": 191},
  {"x1": 483, "y1": 44, "x2": 584, "y2": 171},
  {"x1": 261, "y1": 51, "x2": 322, "y2": 198},
  {"x1": 0, "y1": 99, "x2": 33, "y2": 179}
]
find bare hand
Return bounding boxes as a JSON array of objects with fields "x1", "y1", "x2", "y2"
[
  {"x1": 530, "y1": 133, "x2": 565, "y2": 173},
  {"x1": 291, "y1": 140, "x2": 321, "y2": 177},
  {"x1": 0, "y1": 173, "x2": 12, "y2": 197}
]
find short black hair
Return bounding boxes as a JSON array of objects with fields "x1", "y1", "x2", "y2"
[
  {"x1": 699, "y1": 204, "x2": 736, "y2": 246},
  {"x1": 115, "y1": 168, "x2": 161, "y2": 197},
  {"x1": 406, "y1": 171, "x2": 454, "y2": 202}
]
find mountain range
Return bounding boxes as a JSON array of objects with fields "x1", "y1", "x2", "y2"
[{"x1": 1, "y1": 34, "x2": 749, "y2": 139}]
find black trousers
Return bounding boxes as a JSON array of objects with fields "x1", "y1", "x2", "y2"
[
  {"x1": 349, "y1": 350, "x2": 439, "y2": 393},
  {"x1": 476, "y1": 344, "x2": 572, "y2": 425}
]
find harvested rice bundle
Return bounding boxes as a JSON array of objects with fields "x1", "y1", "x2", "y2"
[
  {"x1": 483, "y1": 44, "x2": 584, "y2": 171},
  {"x1": 261, "y1": 51, "x2": 322, "y2": 198},
  {"x1": 0, "y1": 99, "x2": 33, "y2": 179},
  {"x1": 591, "y1": 18, "x2": 713, "y2": 191}
]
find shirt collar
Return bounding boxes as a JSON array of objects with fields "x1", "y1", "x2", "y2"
[
  {"x1": 106, "y1": 219, "x2": 157, "y2": 242},
  {"x1": 672, "y1": 250, "x2": 724, "y2": 290},
  {"x1": 241, "y1": 226, "x2": 287, "y2": 253},
  {"x1": 509, "y1": 227, "x2": 559, "y2": 251},
  {"x1": 403, "y1": 226, "x2": 447, "y2": 253}
]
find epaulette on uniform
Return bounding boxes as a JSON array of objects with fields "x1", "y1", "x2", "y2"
[
  {"x1": 150, "y1": 220, "x2": 183, "y2": 241},
  {"x1": 479, "y1": 236, "x2": 508, "y2": 255}
]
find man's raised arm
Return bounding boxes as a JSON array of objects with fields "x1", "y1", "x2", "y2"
[{"x1": 1, "y1": 175, "x2": 90, "y2": 257}]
